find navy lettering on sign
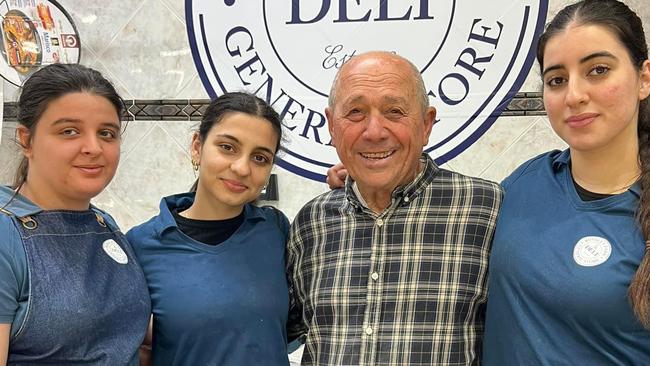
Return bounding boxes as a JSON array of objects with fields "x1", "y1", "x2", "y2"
[
  {"x1": 288, "y1": 1, "x2": 435, "y2": 24},
  {"x1": 433, "y1": 19, "x2": 504, "y2": 106}
]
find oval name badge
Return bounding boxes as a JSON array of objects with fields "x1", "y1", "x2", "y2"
[{"x1": 102, "y1": 239, "x2": 129, "y2": 265}]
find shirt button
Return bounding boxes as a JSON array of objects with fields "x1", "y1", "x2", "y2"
[
  {"x1": 376, "y1": 218, "x2": 384, "y2": 227},
  {"x1": 365, "y1": 327, "x2": 373, "y2": 335},
  {"x1": 403, "y1": 196, "x2": 410, "y2": 203},
  {"x1": 371, "y1": 272, "x2": 379, "y2": 281}
]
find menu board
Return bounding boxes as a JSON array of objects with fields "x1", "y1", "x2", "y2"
[{"x1": 0, "y1": 0, "x2": 79, "y2": 86}]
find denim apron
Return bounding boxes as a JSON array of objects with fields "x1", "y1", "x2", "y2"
[{"x1": 3, "y1": 206, "x2": 151, "y2": 365}]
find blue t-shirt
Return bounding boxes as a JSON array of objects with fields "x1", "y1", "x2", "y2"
[
  {"x1": 0, "y1": 187, "x2": 31, "y2": 336},
  {"x1": 483, "y1": 150, "x2": 650, "y2": 365},
  {"x1": 127, "y1": 192, "x2": 291, "y2": 366}
]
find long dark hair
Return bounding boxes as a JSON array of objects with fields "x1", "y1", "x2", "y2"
[
  {"x1": 190, "y1": 91, "x2": 284, "y2": 191},
  {"x1": 12, "y1": 63, "x2": 125, "y2": 190},
  {"x1": 537, "y1": 0, "x2": 650, "y2": 328}
]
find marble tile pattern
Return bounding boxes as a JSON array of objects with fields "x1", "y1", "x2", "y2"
[{"x1": 0, "y1": 0, "x2": 648, "y2": 232}]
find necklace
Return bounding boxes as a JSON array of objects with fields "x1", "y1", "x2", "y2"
[{"x1": 573, "y1": 171, "x2": 641, "y2": 195}]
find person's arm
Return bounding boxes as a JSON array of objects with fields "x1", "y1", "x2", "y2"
[
  {"x1": 139, "y1": 315, "x2": 153, "y2": 366},
  {"x1": 0, "y1": 323, "x2": 9, "y2": 365},
  {"x1": 0, "y1": 221, "x2": 24, "y2": 365},
  {"x1": 285, "y1": 215, "x2": 309, "y2": 342},
  {"x1": 326, "y1": 163, "x2": 347, "y2": 189}
]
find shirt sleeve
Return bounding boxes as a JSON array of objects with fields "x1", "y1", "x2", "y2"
[
  {"x1": 0, "y1": 220, "x2": 24, "y2": 324},
  {"x1": 279, "y1": 211, "x2": 290, "y2": 240},
  {"x1": 285, "y1": 215, "x2": 308, "y2": 342}
]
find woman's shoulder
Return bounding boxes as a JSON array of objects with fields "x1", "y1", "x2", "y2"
[
  {"x1": 126, "y1": 194, "x2": 190, "y2": 245},
  {"x1": 502, "y1": 150, "x2": 566, "y2": 189},
  {"x1": 125, "y1": 215, "x2": 162, "y2": 245},
  {"x1": 254, "y1": 205, "x2": 290, "y2": 236},
  {"x1": 0, "y1": 210, "x2": 25, "y2": 254},
  {"x1": 0, "y1": 213, "x2": 22, "y2": 252},
  {"x1": 0, "y1": 186, "x2": 41, "y2": 218},
  {"x1": 0, "y1": 211, "x2": 27, "y2": 323}
]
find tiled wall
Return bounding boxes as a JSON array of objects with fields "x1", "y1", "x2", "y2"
[{"x1": 0, "y1": 0, "x2": 648, "y2": 230}]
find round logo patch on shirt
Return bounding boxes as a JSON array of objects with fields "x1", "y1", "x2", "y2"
[
  {"x1": 102, "y1": 239, "x2": 129, "y2": 264},
  {"x1": 573, "y1": 236, "x2": 612, "y2": 267}
]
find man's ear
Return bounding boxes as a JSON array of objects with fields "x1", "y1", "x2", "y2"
[
  {"x1": 16, "y1": 125, "x2": 33, "y2": 158},
  {"x1": 422, "y1": 106, "x2": 436, "y2": 146},
  {"x1": 326, "y1": 107, "x2": 337, "y2": 147}
]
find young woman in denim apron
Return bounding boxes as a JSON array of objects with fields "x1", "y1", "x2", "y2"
[{"x1": 0, "y1": 64, "x2": 150, "y2": 364}]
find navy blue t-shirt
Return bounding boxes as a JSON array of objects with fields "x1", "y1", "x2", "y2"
[
  {"x1": 483, "y1": 150, "x2": 650, "y2": 365},
  {"x1": 127, "y1": 192, "x2": 291, "y2": 366}
]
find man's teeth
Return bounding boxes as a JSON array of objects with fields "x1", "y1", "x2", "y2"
[{"x1": 361, "y1": 151, "x2": 393, "y2": 159}]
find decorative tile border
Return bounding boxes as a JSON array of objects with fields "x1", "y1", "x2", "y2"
[
  {"x1": 2, "y1": 93, "x2": 545, "y2": 121},
  {"x1": 500, "y1": 92, "x2": 545, "y2": 116}
]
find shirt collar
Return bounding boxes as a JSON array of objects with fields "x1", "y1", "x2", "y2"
[
  {"x1": 551, "y1": 149, "x2": 571, "y2": 171},
  {"x1": 343, "y1": 153, "x2": 439, "y2": 209},
  {"x1": 551, "y1": 148, "x2": 641, "y2": 197},
  {"x1": 0, "y1": 186, "x2": 42, "y2": 217},
  {"x1": 156, "y1": 192, "x2": 266, "y2": 234}
]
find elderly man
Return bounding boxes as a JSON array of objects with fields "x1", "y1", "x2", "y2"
[{"x1": 287, "y1": 51, "x2": 502, "y2": 365}]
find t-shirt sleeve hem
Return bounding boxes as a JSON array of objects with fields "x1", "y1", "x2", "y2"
[{"x1": 0, "y1": 315, "x2": 15, "y2": 323}]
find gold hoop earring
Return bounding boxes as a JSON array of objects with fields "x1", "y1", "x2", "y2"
[{"x1": 191, "y1": 159, "x2": 199, "y2": 171}]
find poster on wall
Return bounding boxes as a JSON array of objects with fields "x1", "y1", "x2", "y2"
[
  {"x1": 0, "y1": 0, "x2": 80, "y2": 86},
  {"x1": 187, "y1": 1, "x2": 548, "y2": 181}
]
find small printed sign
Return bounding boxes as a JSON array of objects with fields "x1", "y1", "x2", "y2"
[{"x1": 0, "y1": 0, "x2": 80, "y2": 86}]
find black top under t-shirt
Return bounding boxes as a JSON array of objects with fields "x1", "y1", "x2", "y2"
[
  {"x1": 572, "y1": 178, "x2": 614, "y2": 202},
  {"x1": 172, "y1": 208, "x2": 245, "y2": 246}
]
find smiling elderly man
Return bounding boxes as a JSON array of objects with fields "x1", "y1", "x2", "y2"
[{"x1": 286, "y1": 51, "x2": 502, "y2": 366}]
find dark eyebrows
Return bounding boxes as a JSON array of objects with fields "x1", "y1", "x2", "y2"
[
  {"x1": 51, "y1": 118, "x2": 82, "y2": 125},
  {"x1": 102, "y1": 122, "x2": 121, "y2": 130},
  {"x1": 542, "y1": 51, "x2": 618, "y2": 76},
  {"x1": 580, "y1": 51, "x2": 617, "y2": 64},
  {"x1": 51, "y1": 119, "x2": 120, "y2": 130},
  {"x1": 256, "y1": 146, "x2": 276, "y2": 156},
  {"x1": 217, "y1": 133, "x2": 240, "y2": 144},
  {"x1": 216, "y1": 134, "x2": 275, "y2": 155}
]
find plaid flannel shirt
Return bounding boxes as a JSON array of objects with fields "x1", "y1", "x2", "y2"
[{"x1": 287, "y1": 154, "x2": 502, "y2": 365}]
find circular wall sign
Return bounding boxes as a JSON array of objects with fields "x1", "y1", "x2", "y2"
[{"x1": 187, "y1": 0, "x2": 548, "y2": 181}]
